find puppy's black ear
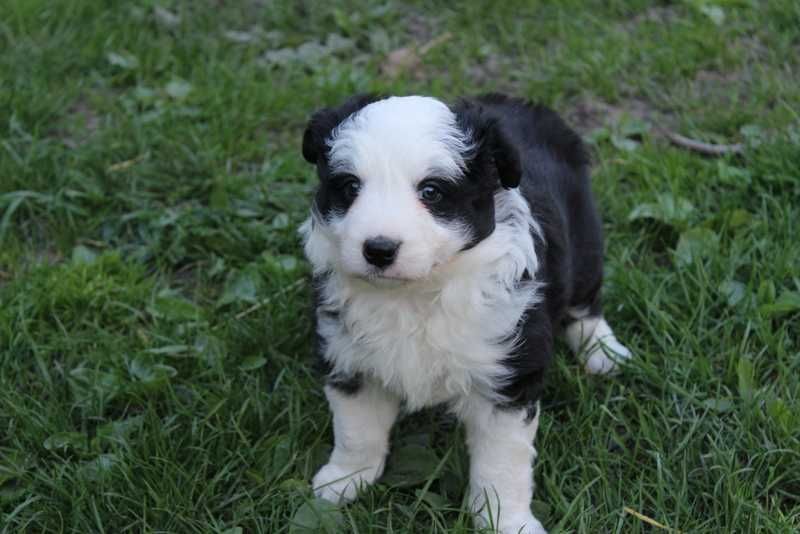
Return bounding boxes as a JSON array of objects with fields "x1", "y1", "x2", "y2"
[
  {"x1": 302, "y1": 110, "x2": 336, "y2": 164},
  {"x1": 486, "y1": 123, "x2": 521, "y2": 188},
  {"x1": 455, "y1": 101, "x2": 521, "y2": 189},
  {"x1": 302, "y1": 94, "x2": 381, "y2": 165}
]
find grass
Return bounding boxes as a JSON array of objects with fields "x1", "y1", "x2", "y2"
[{"x1": 1, "y1": 0, "x2": 799, "y2": 532}]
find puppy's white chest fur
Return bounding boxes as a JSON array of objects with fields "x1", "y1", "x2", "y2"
[{"x1": 309, "y1": 190, "x2": 541, "y2": 411}]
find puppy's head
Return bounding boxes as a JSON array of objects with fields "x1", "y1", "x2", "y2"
[{"x1": 302, "y1": 95, "x2": 519, "y2": 282}]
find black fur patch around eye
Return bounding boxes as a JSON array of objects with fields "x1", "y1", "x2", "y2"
[
  {"x1": 315, "y1": 172, "x2": 361, "y2": 220},
  {"x1": 418, "y1": 177, "x2": 497, "y2": 250},
  {"x1": 427, "y1": 98, "x2": 529, "y2": 249},
  {"x1": 303, "y1": 94, "x2": 383, "y2": 220}
]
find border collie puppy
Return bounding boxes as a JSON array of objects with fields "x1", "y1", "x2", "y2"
[{"x1": 300, "y1": 94, "x2": 631, "y2": 534}]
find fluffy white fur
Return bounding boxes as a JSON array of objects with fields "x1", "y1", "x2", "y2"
[{"x1": 302, "y1": 187, "x2": 540, "y2": 412}]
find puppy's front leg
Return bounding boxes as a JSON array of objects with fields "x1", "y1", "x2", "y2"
[
  {"x1": 313, "y1": 380, "x2": 400, "y2": 504},
  {"x1": 464, "y1": 397, "x2": 546, "y2": 534}
]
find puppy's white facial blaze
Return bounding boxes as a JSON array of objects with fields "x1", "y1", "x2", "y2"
[
  {"x1": 328, "y1": 96, "x2": 470, "y2": 181},
  {"x1": 322, "y1": 96, "x2": 473, "y2": 281}
]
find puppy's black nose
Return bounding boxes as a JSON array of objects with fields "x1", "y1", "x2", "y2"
[{"x1": 363, "y1": 237, "x2": 401, "y2": 268}]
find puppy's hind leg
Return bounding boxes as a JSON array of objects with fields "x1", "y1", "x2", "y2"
[
  {"x1": 313, "y1": 380, "x2": 400, "y2": 504},
  {"x1": 565, "y1": 307, "x2": 632, "y2": 375}
]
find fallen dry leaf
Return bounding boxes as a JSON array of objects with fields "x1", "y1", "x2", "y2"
[
  {"x1": 381, "y1": 32, "x2": 452, "y2": 79},
  {"x1": 381, "y1": 46, "x2": 420, "y2": 78}
]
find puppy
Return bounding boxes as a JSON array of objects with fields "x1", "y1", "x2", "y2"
[{"x1": 300, "y1": 94, "x2": 632, "y2": 533}]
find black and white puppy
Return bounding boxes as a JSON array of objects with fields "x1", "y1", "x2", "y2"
[{"x1": 300, "y1": 94, "x2": 632, "y2": 534}]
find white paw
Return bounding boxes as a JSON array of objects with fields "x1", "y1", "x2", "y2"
[
  {"x1": 583, "y1": 336, "x2": 632, "y2": 375},
  {"x1": 474, "y1": 509, "x2": 547, "y2": 534},
  {"x1": 312, "y1": 462, "x2": 382, "y2": 504},
  {"x1": 497, "y1": 513, "x2": 548, "y2": 534}
]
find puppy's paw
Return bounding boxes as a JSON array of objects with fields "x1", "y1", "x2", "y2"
[
  {"x1": 474, "y1": 509, "x2": 547, "y2": 534},
  {"x1": 584, "y1": 336, "x2": 632, "y2": 375},
  {"x1": 497, "y1": 513, "x2": 548, "y2": 534},
  {"x1": 312, "y1": 462, "x2": 381, "y2": 504}
]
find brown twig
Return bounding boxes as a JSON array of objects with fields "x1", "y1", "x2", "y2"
[
  {"x1": 107, "y1": 153, "x2": 148, "y2": 173},
  {"x1": 77, "y1": 239, "x2": 108, "y2": 248},
  {"x1": 418, "y1": 32, "x2": 453, "y2": 55},
  {"x1": 663, "y1": 130, "x2": 744, "y2": 156},
  {"x1": 623, "y1": 506, "x2": 683, "y2": 533},
  {"x1": 233, "y1": 278, "x2": 306, "y2": 321}
]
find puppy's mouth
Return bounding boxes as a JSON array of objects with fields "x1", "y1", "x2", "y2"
[
  {"x1": 361, "y1": 272, "x2": 413, "y2": 285},
  {"x1": 348, "y1": 269, "x2": 418, "y2": 287}
]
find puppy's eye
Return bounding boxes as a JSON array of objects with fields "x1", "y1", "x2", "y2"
[
  {"x1": 343, "y1": 179, "x2": 361, "y2": 200},
  {"x1": 419, "y1": 183, "x2": 444, "y2": 203},
  {"x1": 336, "y1": 175, "x2": 361, "y2": 201}
]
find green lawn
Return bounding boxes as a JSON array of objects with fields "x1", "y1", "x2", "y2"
[{"x1": 1, "y1": 1, "x2": 799, "y2": 532}]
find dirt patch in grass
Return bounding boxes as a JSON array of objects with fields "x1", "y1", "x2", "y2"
[
  {"x1": 735, "y1": 35, "x2": 770, "y2": 62},
  {"x1": 467, "y1": 52, "x2": 517, "y2": 88},
  {"x1": 404, "y1": 9, "x2": 440, "y2": 43},
  {"x1": 566, "y1": 95, "x2": 668, "y2": 134},
  {"x1": 631, "y1": 5, "x2": 679, "y2": 25},
  {"x1": 688, "y1": 68, "x2": 750, "y2": 106},
  {"x1": 617, "y1": 5, "x2": 681, "y2": 33},
  {"x1": 52, "y1": 96, "x2": 102, "y2": 149}
]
